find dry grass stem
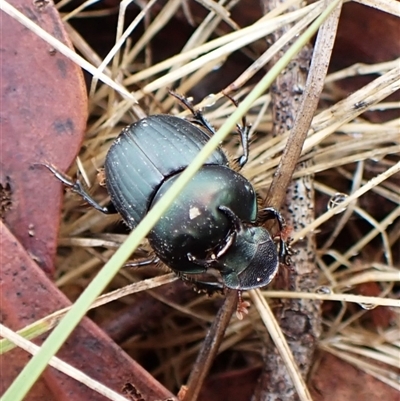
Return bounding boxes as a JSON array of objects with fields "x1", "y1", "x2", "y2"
[
  {"x1": 249, "y1": 290, "x2": 314, "y2": 401},
  {"x1": 0, "y1": 325, "x2": 130, "y2": 401},
  {"x1": 353, "y1": 0, "x2": 400, "y2": 16}
]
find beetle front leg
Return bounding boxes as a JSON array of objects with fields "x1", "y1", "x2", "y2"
[
  {"x1": 184, "y1": 253, "x2": 225, "y2": 294},
  {"x1": 259, "y1": 207, "x2": 286, "y2": 230},
  {"x1": 40, "y1": 163, "x2": 114, "y2": 214},
  {"x1": 178, "y1": 272, "x2": 225, "y2": 294},
  {"x1": 259, "y1": 207, "x2": 291, "y2": 265}
]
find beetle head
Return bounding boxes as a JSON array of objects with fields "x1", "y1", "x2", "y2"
[{"x1": 215, "y1": 206, "x2": 280, "y2": 290}]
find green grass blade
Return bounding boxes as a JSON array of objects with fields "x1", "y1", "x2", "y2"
[{"x1": 2, "y1": 1, "x2": 341, "y2": 399}]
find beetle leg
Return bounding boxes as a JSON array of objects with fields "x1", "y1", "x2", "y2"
[
  {"x1": 124, "y1": 256, "x2": 159, "y2": 268},
  {"x1": 169, "y1": 90, "x2": 250, "y2": 167},
  {"x1": 168, "y1": 89, "x2": 216, "y2": 137},
  {"x1": 235, "y1": 124, "x2": 250, "y2": 169},
  {"x1": 215, "y1": 231, "x2": 236, "y2": 259},
  {"x1": 223, "y1": 93, "x2": 251, "y2": 169},
  {"x1": 187, "y1": 226, "x2": 236, "y2": 266},
  {"x1": 168, "y1": 89, "x2": 196, "y2": 114},
  {"x1": 259, "y1": 207, "x2": 286, "y2": 230},
  {"x1": 178, "y1": 273, "x2": 225, "y2": 294},
  {"x1": 218, "y1": 205, "x2": 242, "y2": 231},
  {"x1": 259, "y1": 207, "x2": 291, "y2": 265},
  {"x1": 215, "y1": 206, "x2": 243, "y2": 258},
  {"x1": 187, "y1": 253, "x2": 214, "y2": 267},
  {"x1": 39, "y1": 163, "x2": 113, "y2": 214}
]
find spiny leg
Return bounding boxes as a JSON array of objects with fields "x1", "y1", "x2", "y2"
[
  {"x1": 124, "y1": 256, "x2": 160, "y2": 269},
  {"x1": 259, "y1": 207, "x2": 291, "y2": 265},
  {"x1": 39, "y1": 163, "x2": 113, "y2": 214},
  {"x1": 223, "y1": 93, "x2": 251, "y2": 169},
  {"x1": 178, "y1": 272, "x2": 225, "y2": 295},
  {"x1": 169, "y1": 90, "x2": 251, "y2": 168},
  {"x1": 168, "y1": 89, "x2": 216, "y2": 137}
]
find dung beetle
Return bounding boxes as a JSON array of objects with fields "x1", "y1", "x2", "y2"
[{"x1": 45, "y1": 93, "x2": 290, "y2": 291}]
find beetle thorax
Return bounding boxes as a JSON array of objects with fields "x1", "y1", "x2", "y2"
[{"x1": 148, "y1": 165, "x2": 258, "y2": 273}]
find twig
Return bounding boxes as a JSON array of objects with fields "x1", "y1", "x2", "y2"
[
  {"x1": 252, "y1": 1, "x2": 343, "y2": 400},
  {"x1": 182, "y1": 290, "x2": 238, "y2": 401}
]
